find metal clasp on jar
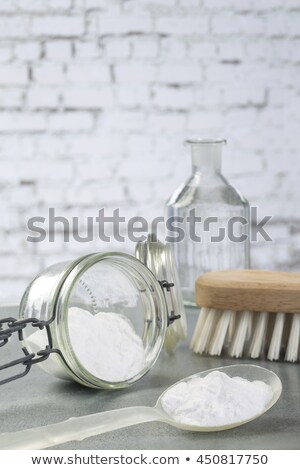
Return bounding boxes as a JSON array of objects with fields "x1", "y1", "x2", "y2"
[
  {"x1": 159, "y1": 280, "x2": 181, "y2": 326},
  {"x1": 0, "y1": 315, "x2": 63, "y2": 386}
]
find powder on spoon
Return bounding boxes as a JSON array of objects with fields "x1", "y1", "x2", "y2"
[
  {"x1": 27, "y1": 307, "x2": 146, "y2": 383},
  {"x1": 161, "y1": 370, "x2": 273, "y2": 427}
]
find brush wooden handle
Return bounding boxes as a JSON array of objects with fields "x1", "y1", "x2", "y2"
[{"x1": 196, "y1": 270, "x2": 300, "y2": 314}]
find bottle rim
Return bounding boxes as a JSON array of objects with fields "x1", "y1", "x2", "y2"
[{"x1": 186, "y1": 138, "x2": 227, "y2": 145}]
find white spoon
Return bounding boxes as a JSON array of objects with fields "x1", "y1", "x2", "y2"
[{"x1": 0, "y1": 364, "x2": 282, "y2": 450}]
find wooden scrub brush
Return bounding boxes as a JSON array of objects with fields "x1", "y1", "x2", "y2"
[{"x1": 190, "y1": 270, "x2": 300, "y2": 362}]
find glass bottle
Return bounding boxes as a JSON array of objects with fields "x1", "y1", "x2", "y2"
[{"x1": 165, "y1": 139, "x2": 250, "y2": 307}]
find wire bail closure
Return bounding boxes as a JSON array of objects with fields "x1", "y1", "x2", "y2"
[
  {"x1": 159, "y1": 280, "x2": 181, "y2": 326},
  {"x1": 0, "y1": 315, "x2": 61, "y2": 386}
]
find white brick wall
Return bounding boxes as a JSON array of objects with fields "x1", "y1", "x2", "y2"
[{"x1": 0, "y1": 0, "x2": 300, "y2": 303}]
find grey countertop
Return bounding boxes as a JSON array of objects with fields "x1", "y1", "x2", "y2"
[{"x1": 0, "y1": 306, "x2": 299, "y2": 450}]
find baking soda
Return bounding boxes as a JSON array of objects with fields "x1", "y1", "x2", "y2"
[
  {"x1": 27, "y1": 307, "x2": 146, "y2": 382},
  {"x1": 68, "y1": 307, "x2": 146, "y2": 382},
  {"x1": 161, "y1": 370, "x2": 273, "y2": 427}
]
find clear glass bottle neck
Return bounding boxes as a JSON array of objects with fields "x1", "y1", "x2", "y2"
[{"x1": 188, "y1": 140, "x2": 224, "y2": 174}]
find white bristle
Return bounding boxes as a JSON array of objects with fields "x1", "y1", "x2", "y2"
[
  {"x1": 191, "y1": 307, "x2": 210, "y2": 353},
  {"x1": 193, "y1": 308, "x2": 218, "y2": 354},
  {"x1": 246, "y1": 312, "x2": 253, "y2": 342},
  {"x1": 267, "y1": 312, "x2": 285, "y2": 361},
  {"x1": 285, "y1": 314, "x2": 300, "y2": 362},
  {"x1": 227, "y1": 312, "x2": 236, "y2": 343},
  {"x1": 208, "y1": 310, "x2": 233, "y2": 356},
  {"x1": 248, "y1": 311, "x2": 268, "y2": 359},
  {"x1": 229, "y1": 311, "x2": 251, "y2": 358},
  {"x1": 190, "y1": 307, "x2": 210, "y2": 350}
]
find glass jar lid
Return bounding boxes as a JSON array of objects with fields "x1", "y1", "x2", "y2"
[{"x1": 135, "y1": 234, "x2": 187, "y2": 353}]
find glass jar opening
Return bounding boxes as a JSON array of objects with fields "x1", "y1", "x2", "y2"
[{"x1": 56, "y1": 253, "x2": 168, "y2": 388}]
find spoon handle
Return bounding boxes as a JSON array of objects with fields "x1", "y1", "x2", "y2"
[{"x1": 0, "y1": 406, "x2": 159, "y2": 450}]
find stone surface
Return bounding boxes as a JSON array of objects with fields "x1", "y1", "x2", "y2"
[{"x1": 0, "y1": 307, "x2": 298, "y2": 450}]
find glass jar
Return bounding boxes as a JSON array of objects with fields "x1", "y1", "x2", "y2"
[
  {"x1": 17, "y1": 237, "x2": 186, "y2": 389},
  {"x1": 165, "y1": 139, "x2": 250, "y2": 307}
]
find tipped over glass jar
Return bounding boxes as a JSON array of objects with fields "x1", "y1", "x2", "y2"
[{"x1": 0, "y1": 236, "x2": 186, "y2": 389}]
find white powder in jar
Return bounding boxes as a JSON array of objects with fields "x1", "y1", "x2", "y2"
[
  {"x1": 161, "y1": 371, "x2": 273, "y2": 427},
  {"x1": 68, "y1": 307, "x2": 146, "y2": 382},
  {"x1": 27, "y1": 307, "x2": 146, "y2": 383}
]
